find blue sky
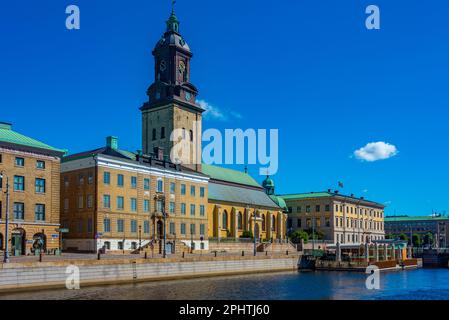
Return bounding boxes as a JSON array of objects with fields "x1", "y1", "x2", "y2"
[{"x1": 0, "y1": 0, "x2": 448, "y2": 216}]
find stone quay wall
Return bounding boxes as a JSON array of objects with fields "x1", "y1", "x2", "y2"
[{"x1": 0, "y1": 254, "x2": 300, "y2": 293}]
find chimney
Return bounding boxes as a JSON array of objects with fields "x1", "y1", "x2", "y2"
[
  {"x1": 360, "y1": 196, "x2": 365, "y2": 200},
  {"x1": 153, "y1": 146, "x2": 164, "y2": 161},
  {"x1": 328, "y1": 189, "x2": 332, "y2": 193},
  {"x1": 106, "y1": 136, "x2": 118, "y2": 150},
  {"x1": 335, "y1": 190, "x2": 339, "y2": 194},
  {"x1": 0, "y1": 122, "x2": 12, "y2": 130},
  {"x1": 350, "y1": 194, "x2": 354, "y2": 197}
]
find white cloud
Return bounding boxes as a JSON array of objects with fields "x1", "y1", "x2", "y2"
[
  {"x1": 354, "y1": 141, "x2": 398, "y2": 162},
  {"x1": 197, "y1": 99, "x2": 242, "y2": 121}
]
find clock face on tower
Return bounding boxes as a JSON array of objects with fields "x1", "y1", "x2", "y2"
[
  {"x1": 179, "y1": 61, "x2": 186, "y2": 74},
  {"x1": 185, "y1": 91, "x2": 191, "y2": 101}
]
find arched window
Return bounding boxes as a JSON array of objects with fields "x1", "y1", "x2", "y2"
[
  {"x1": 189, "y1": 130, "x2": 193, "y2": 142},
  {"x1": 222, "y1": 211, "x2": 228, "y2": 230},
  {"x1": 238, "y1": 212, "x2": 243, "y2": 230},
  {"x1": 152, "y1": 129, "x2": 157, "y2": 141},
  {"x1": 262, "y1": 214, "x2": 266, "y2": 231},
  {"x1": 271, "y1": 215, "x2": 276, "y2": 231},
  {"x1": 104, "y1": 241, "x2": 111, "y2": 250}
]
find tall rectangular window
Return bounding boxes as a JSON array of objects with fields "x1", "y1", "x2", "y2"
[
  {"x1": 190, "y1": 204, "x2": 196, "y2": 216},
  {"x1": 131, "y1": 176, "x2": 137, "y2": 189},
  {"x1": 35, "y1": 178, "x2": 46, "y2": 193},
  {"x1": 103, "y1": 195, "x2": 111, "y2": 208},
  {"x1": 103, "y1": 172, "x2": 110, "y2": 184},
  {"x1": 13, "y1": 175, "x2": 25, "y2": 191},
  {"x1": 78, "y1": 174, "x2": 84, "y2": 185},
  {"x1": 78, "y1": 195, "x2": 84, "y2": 209},
  {"x1": 156, "y1": 200, "x2": 163, "y2": 212},
  {"x1": 316, "y1": 205, "x2": 321, "y2": 212},
  {"x1": 87, "y1": 195, "x2": 93, "y2": 208},
  {"x1": 144, "y1": 221, "x2": 150, "y2": 234},
  {"x1": 157, "y1": 179, "x2": 163, "y2": 192},
  {"x1": 181, "y1": 184, "x2": 186, "y2": 195},
  {"x1": 35, "y1": 204, "x2": 45, "y2": 221},
  {"x1": 200, "y1": 205, "x2": 205, "y2": 217},
  {"x1": 117, "y1": 219, "x2": 124, "y2": 233},
  {"x1": 190, "y1": 185, "x2": 196, "y2": 196},
  {"x1": 170, "y1": 182, "x2": 176, "y2": 194},
  {"x1": 86, "y1": 172, "x2": 93, "y2": 184},
  {"x1": 325, "y1": 204, "x2": 330, "y2": 212},
  {"x1": 144, "y1": 178, "x2": 150, "y2": 190},
  {"x1": 117, "y1": 174, "x2": 124, "y2": 187},
  {"x1": 15, "y1": 157, "x2": 24, "y2": 167},
  {"x1": 169, "y1": 202, "x2": 175, "y2": 214},
  {"x1": 200, "y1": 224, "x2": 205, "y2": 236},
  {"x1": 131, "y1": 198, "x2": 137, "y2": 212},
  {"x1": 200, "y1": 187, "x2": 205, "y2": 198},
  {"x1": 169, "y1": 222, "x2": 175, "y2": 235},
  {"x1": 180, "y1": 223, "x2": 186, "y2": 235},
  {"x1": 117, "y1": 196, "x2": 124, "y2": 210},
  {"x1": 306, "y1": 205, "x2": 311, "y2": 213},
  {"x1": 104, "y1": 218, "x2": 111, "y2": 233},
  {"x1": 36, "y1": 160, "x2": 45, "y2": 169},
  {"x1": 13, "y1": 203, "x2": 24, "y2": 220},
  {"x1": 87, "y1": 219, "x2": 92, "y2": 233},
  {"x1": 143, "y1": 200, "x2": 150, "y2": 212},
  {"x1": 190, "y1": 224, "x2": 196, "y2": 235},
  {"x1": 130, "y1": 220, "x2": 137, "y2": 233},
  {"x1": 181, "y1": 203, "x2": 186, "y2": 215},
  {"x1": 64, "y1": 198, "x2": 69, "y2": 211}
]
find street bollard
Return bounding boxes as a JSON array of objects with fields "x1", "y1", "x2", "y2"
[
  {"x1": 183, "y1": 252, "x2": 185, "y2": 258},
  {"x1": 286, "y1": 250, "x2": 289, "y2": 256},
  {"x1": 242, "y1": 250, "x2": 245, "y2": 257},
  {"x1": 214, "y1": 251, "x2": 217, "y2": 258},
  {"x1": 39, "y1": 252, "x2": 43, "y2": 262},
  {"x1": 97, "y1": 252, "x2": 101, "y2": 260}
]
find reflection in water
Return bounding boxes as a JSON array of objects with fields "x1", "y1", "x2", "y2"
[{"x1": 1, "y1": 269, "x2": 449, "y2": 300}]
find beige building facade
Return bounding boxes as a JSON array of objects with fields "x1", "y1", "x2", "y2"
[
  {"x1": 0, "y1": 122, "x2": 65, "y2": 255},
  {"x1": 281, "y1": 191, "x2": 385, "y2": 244},
  {"x1": 60, "y1": 137, "x2": 209, "y2": 253}
]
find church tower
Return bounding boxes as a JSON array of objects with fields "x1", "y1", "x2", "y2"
[{"x1": 141, "y1": 6, "x2": 204, "y2": 171}]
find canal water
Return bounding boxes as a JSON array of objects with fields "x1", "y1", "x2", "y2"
[{"x1": 1, "y1": 268, "x2": 449, "y2": 300}]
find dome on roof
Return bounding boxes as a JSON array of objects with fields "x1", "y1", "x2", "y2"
[
  {"x1": 154, "y1": 11, "x2": 191, "y2": 52},
  {"x1": 262, "y1": 176, "x2": 275, "y2": 188}
]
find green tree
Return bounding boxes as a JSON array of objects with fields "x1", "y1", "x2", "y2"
[
  {"x1": 424, "y1": 233, "x2": 434, "y2": 246},
  {"x1": 412, "y1": 234, "x2": 422, "y2": 247},
  {"x1": 289, "y1": 230, "x2": 309, "y2": 244},
  {"x1": 240, "y1": 230, "x2": 253, "y2": 239},
  {"x1": 305, "y1": 228, "x2": 325, "y2": 241},
  {"x1": 399, "y1": 233, "x2": 408, "y2": 241}
]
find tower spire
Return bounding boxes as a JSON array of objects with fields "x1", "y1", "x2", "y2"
[{"x1": 166, "y1": 0, "x2": 179, "y2": 33}]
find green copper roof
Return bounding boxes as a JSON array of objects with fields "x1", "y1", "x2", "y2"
[
  {"x1": 0, "y1": 123, "x2": 65, "y2": 154},
  {"x1": 278, "y1": 192, "x2": 385, "y2": 207},
  {"x1": 279, "y1": 192, "x2": 333, "y2": 200},
  {"x1": 201, "y1": 164, "x2": 261, "y2": 188},
  {"x1": 385, "y1": 215, "x2": 449, "y2": 222},
  {"x1": 208, "y1": 182, "x2": 281, "y2": 209},
  {"x1": 269, "y1": 195, "x2": 288, "y2": 211}
]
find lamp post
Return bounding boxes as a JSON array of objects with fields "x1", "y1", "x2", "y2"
[
  {"x1": 138, "y1": 225, "x2": 142, "y2": 252},
  {"x1": 154, "y1": 193, "x2": 167, "y2": 258},
  {"x1": 253, "y1": 207, "x2": 257, "y2": 257},
  {"x1": 1, "y1": 172, "x2": 10, "y2": 263}
]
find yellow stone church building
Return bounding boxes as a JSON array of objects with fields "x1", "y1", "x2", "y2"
[{"x1": 59, "y1": 9, "x2": 287, "y2": 253}]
